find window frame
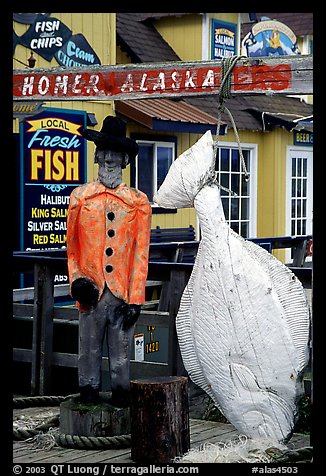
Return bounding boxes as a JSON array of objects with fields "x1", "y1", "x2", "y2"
[
  {"x1": 286, "y1": 145, "x2": 313, "y2": 263},
  {"x1": 131, "y1": 134, "x2": 177, "y2": 207},
  {"x1": 214, "y1": 141, "x2": 258, "y2": 238}
]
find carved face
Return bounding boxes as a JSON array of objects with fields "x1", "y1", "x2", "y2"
[{"x1": 95, "y1": 148, "x2": 129, "y2": 169}]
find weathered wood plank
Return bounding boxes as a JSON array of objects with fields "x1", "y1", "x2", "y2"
[
  {"x1": 191, "y1": 426, "x2": 240, "y2": 446},
  {"x1": 190, "y1": 420, "x2": 233, "y2": 434},
  {"x1": 13, "y1": 419, "x2": 311, "y2": 464},
  {"x1": 13, "y1": 348, "x2": 32, "y2": 363},
  {"x1": 288, "y1": 433, "x2": 311, "y2": 449},
  {"x1": 13, "y1": 55, "x2": 313, "y2": 101},
  {"x1": 65, "y1": 448, "x2": 132, "y2": 463},
  {"x1": 13, "y1": 447, "x2": 86, "y2": 464},
  {"x1": 13, "y1": 284, "x2": 71, "y2": 302}
]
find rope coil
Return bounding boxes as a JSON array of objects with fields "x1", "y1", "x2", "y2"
[
  {"x1": 56, "y1": 432, "x2": 131, "y2": 450},
  {"x1": 13, "y1": 395, "x2": 67, "y2": 408},
  {"x1": 13, "y1": 395, "x2": 132, "y2": 450}
]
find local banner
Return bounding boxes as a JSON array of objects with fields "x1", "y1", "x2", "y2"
[{"x1": 20, "y1": 108, "x2": 87, "y2": 284}]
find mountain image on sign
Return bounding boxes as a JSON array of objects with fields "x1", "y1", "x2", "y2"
[{"x1": 153, "y1": 130, "x2": 310, "y2": 443}]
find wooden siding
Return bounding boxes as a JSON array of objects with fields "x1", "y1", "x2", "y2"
[
  {"x1": 155, "y1": 14, "x2": 203, "y2": 61},
  {"x1": 257, "y1": 128, "x2": 294, "y2": 261},
  {"x1": 155, "y1": 13, "x2": 238, "y2": 61}
]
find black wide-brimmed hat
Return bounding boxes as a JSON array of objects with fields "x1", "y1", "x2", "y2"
[{"x1": 82, "y1": 115, "x2": 139, "y2": 161}]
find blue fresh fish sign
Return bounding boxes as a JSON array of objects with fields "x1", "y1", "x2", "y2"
[{"x1": 20, "y1": 108, "x2": 87, "y2": 252}]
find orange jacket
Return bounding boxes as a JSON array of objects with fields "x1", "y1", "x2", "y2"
[{"x1": 67, "y1": 181, "x2": 152, "y2": 309}]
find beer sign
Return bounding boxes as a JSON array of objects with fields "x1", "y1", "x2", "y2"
[{"x1": 20, "y1": 108, "x2": 87, "y2": 259}]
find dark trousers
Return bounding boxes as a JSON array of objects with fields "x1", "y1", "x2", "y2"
[{"x1": 78, "y1": 287, "x2": 135, "y2": 394}]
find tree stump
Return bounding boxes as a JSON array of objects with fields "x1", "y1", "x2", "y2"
[
  {"x1": 59, "y1": 393, "x2": 130, "y2": 437},
  {"x1": 130, "y1": 376, "x2": 190, "y2": 463}
]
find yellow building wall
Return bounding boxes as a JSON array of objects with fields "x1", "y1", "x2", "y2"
[
  {"x1": 155, "y1": 13, "x2": 238, "y2": 61},
  {"x1": 154, "y1": 14, "x2": 203, "y2": 61},
  {"x1": 256, "y1": 128, "x2": 294, "y2": 261},
  {"x1": 13, "y1": 13, "x2": 116, "y2": 182}
]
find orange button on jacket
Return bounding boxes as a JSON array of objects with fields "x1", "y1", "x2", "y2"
[{"x1": 67, "y1": 181, "x2": 152, "y2": 310}]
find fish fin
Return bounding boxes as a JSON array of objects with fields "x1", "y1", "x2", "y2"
[
  {"x1": 234, "y1": 232, "x2": 310, "y2": 373},
  {"x1": 230, "y1": 362, "x2": 261, "y2": 392}
]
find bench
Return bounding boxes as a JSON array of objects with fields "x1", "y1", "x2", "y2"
[
  {"x1": 150, "y1": 226, "x2": 196, "y2": 263},
  {"x1": 150, "y1": 225, "x2": 195, "y2": 243},
  {"x1": 149, "y1": 233, "x2": 312, "y2": 266}
]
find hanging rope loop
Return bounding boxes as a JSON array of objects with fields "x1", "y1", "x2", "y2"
[
  {"x1": 214, "y1": 56, "x2": 250, "y2": 193},
  {"x1": 218, "y1": 55, "x2": 243, "y2": 110}
]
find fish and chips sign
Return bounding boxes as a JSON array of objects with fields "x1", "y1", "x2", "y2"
[
  {"x1": 20, "y1": 108, "x2": 87, "y2": 261},
  {"x1": 13, "y1": 13, "x2": 101, "y2": 67},
  {"x1": 242, "y1": 19, "x2": 301, "y2": 57}
]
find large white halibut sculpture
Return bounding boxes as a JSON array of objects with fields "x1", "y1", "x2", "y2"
[{"x1": 153, "y1": 130, "x2": 310, "y2": 443}]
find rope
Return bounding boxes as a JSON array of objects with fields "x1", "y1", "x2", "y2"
[
  {"x1": 13, "y1": 415, "x2": 59, "y2": 441},
  {"x1": 13, "y1": 395, "x2": 67, "y2": 408},
  {"x1": 213, "y1": 56, "x2": 249, "y2": 195},
  {"x1": 56, "y1": 432, "x2": 131, "y2": 449},
  {"x1": 13, "y1": 395, "x2": 132, "y2": 450},
  {"x1": 270, "y1": 446, "x2": 313, "y2": 463}
]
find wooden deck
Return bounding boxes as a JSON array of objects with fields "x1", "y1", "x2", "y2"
[{"x1": 13, "y1": 418, "x2": 310, "y2": 464}]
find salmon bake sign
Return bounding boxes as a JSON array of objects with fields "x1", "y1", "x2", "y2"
[{"x1": 13, "y1": 55, "x2": 312, "y2": 100}]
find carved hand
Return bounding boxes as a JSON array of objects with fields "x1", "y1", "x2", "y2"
[
  {"x1": 71, "y1": 278, "x2": 99, "y2": 307},
  {"x1": 115, "y1": 303, "x2": 141, "y2": 330}
]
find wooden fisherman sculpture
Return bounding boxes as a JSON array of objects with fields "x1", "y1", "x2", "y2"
[{"x1": 66, "y1": 116, "x2": 152, "y2": 406}]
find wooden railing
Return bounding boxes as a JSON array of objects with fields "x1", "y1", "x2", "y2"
[{"x1": 13, "y1": 235, "x2": 312, "y2": 396}]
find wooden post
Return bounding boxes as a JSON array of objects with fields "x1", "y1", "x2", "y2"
[
  {"x1": 168, "y1": 269, "x2": 190, "y2": 375},
  {"x1": 31, "y1": 263, "x2": 54, "y2": 396},
  {"x1": 130, "y1": 376, "x2": 190, "y2": 463},
  {"x1": 292, "y1": 238, "x2": 308, "y2": 267}
]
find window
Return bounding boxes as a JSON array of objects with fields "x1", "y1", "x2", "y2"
[
  {"x1": 286, "y1": 147, "x2": 313, "y2": 263},
  {"x1": 287, "y1": 147, "x2": 313, "y2": 233},
  {"x1": 215, "y1": 143, "x2": 257, "y2": 238},
  {"x1": 291, "y1": 156, "x2": 309, "y2": 236},
  {"x1": 133, "y1": 139, "x2": 175, "y2": 203}
]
